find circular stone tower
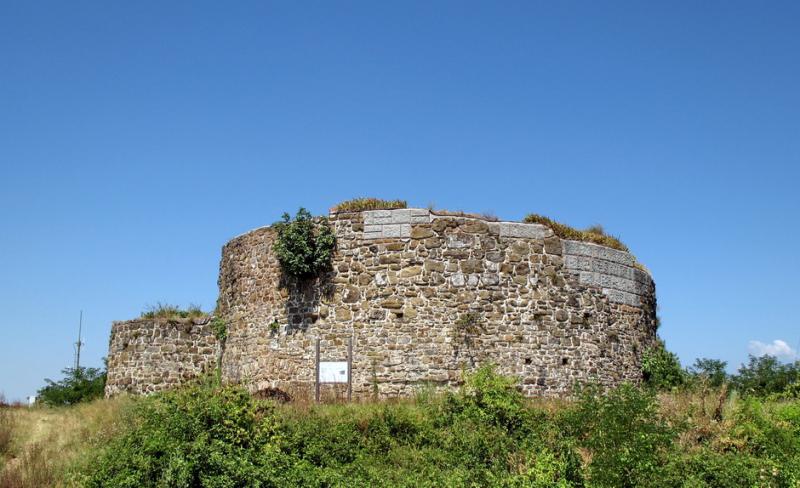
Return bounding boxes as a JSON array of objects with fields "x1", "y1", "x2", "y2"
[{"x1": 216, "y1": 208, "x2": 657, "y2": 398}]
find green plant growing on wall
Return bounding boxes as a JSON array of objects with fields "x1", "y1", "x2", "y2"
[
  {"x1": 210, "y1": 317, "x2": 227, "y2": 342},
  {"x1": 273, "y1": 208, "x2": 336, "y2": 280}
]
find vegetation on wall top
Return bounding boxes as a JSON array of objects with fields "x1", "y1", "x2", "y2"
[
  {"x1": 523, "y1": 214, "x2": 629, "y2": 252},
  {"x1": 331, "y1": 197, "x2": 407, "y2": 213},
  {"x1": 273, "y1": 208, "x2": 336, "y2": 280},
  {"x1": 140, "y1": 303, "x2": 207, "y2": 321}
]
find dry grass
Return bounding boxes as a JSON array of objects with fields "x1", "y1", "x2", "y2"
[
  {"x1": 523, "y1": 214, "x2": 630, "y2": 252},
  {"x1": 331, "y1": 198, "x2": 407, "y2": 213},
  {"x1": 657, "y1": 383, "x2": 738, "y2": 453},
  {"x1": 0, "y1": 396, "x2": 131, "y2": 487},
  {"x1": 0, "y1": 397, "x2": 15, "y2": 460}
]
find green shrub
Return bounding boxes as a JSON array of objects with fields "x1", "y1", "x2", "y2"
[
  {"x1": 665, "y1": 449, "x2": 783, "y2": 488},
  {"x1": 76, "y1": 368, "x2": 800, "y2": 487},
  {"x1": 523, "y1": 214, "x2": 629, "y2": 252},
  {"x1": 37, "y1": 366, "x2": 106, "y2": 406},
  {"x1": 332, "y1": 197, "x2": 407, "y2": 212},
  {"x1": 210, "y1": 317, "x2": 227, "y2": 342},
  {"x1": 642, "y1": 341, "x2": 687, "y2": 390},
  {"x1": 86, "y1": 384, "x2": 279, "y2": 487},
  {"x1": 565, "y1": 383, "x2": 675, "y2": 487},
  {"x1": 444, "y1": 364, "x2": 527, "y2": 432},
  {"x1": 84, "y1": 367, "x2": 585, "y2": 487},
  {"x1": 273, "y1": 208, "x2": 337, "y2": 279}
]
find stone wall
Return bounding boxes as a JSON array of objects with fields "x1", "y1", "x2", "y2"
[
  {"x1": 217, "y1": 208, "x2": 658, "y2": 398},
  {"x1": 105, "y1": 317, "x2": 220, "y2": 396}
]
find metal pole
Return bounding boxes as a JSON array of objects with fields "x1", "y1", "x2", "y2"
[
  {"x1": 347, "y1": 336, "x2": 353, "y2": 402},
  {"x1": 75, "y1": 310, "x2": 84, "y2": 370},
  {"x1": 315, "y1": 338, "x2": 320, "y2": 403}
]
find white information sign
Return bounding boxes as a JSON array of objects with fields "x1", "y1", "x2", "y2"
[{"x1": 319, "y1": 361, "x2": 349, "y2": 384}]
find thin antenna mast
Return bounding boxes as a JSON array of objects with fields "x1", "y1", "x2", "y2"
[{"x1": 74, "y1": 310, "x2": 84, "y2": 370}]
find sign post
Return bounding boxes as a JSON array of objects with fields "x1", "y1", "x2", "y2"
[
  {"x1": 315, "y1": 338, "x2": 321, "y2": 403},
  {"x1": 315, "y1": 335, "x2": 354, "y2": 403},
  {"x1": 347, "y1": 336, "x2": 353, "y2": 402}
]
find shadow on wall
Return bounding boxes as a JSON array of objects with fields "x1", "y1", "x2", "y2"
[{"x1": 281, "y1": 272, "x2": 335, "y2": 334}]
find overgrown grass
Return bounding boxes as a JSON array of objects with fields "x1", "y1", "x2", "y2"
[
  {"x1": 0, "y1": 396, "x2": 15, "y2": 461},
  {"x1": 523, "y1": 213, "x2": 630, "y2": 252},
  {"x1": 140, "y1": 302, "x2": 207, "y2": 320},
  {"x1": 0, "y1": 396, "x2": 131, "y2": 487},
  {"x1": 331, "y1": 197, "x2": 407, "y2": 212}
]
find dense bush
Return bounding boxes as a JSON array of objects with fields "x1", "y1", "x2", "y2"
[
  {"x1": 37, "y1": 366, "x2": 106, "y2": 406},
  {"x1": 86, "y1": 384, "x2": 280, "y2": 487},
  {"x1": 79, "y1": 367, "x2": 800, "y2": 487},
  {"x1": 273, "y1": 208, "x2": 336, "y2": 280},
  {"x1": 641, "y1": 341, "x2": 687, "y2": 390},
  {"x1": 86, "y1": 367, "x2": 584, "y2": 487},
  {"x1": 565, "y1": 384, "x2": 675, "y2": 487}
]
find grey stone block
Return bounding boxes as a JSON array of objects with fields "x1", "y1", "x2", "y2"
[
  {"x1": 602, "y1": 289, "x2": 641, "y2": 307},
  {"x1": 564, "y1": 255, "x2": 592, "y2": 272},
  {"x1": 593, "y1": 246, "x2": 635, "y2": 267},
  {"x1": 382, "y1": 224, "x2": 402, "y2": 238},
  {"x1": 499, "y1": 222, "x2": 551, "y2": 239},
  {"x1": 562, "y1": 240, "x2": 593, "y2": 257},
  {"x1": 411, "y1": 215, "x2": 431, "y2": 224},
  {"x1": 390, "y1": 209, "x2": 413, "y2": 224}
]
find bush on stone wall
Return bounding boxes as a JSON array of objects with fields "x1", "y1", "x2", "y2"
[
  {"x1": 210, "y1": 317, "x2": 227, "y2": 341},
  {"x1": 273, "y1": 208, "x2": 336, "y2": 280}
]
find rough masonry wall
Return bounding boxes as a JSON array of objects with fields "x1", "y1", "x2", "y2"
[
  {"x1": 218, "y1": 208, "x2": 657, "y2": 398},
  {"x1": 105, "y1": 317, "x2": 219, "y2": 396}
]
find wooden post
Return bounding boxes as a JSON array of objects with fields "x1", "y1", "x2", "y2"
[
  {"x1": 347, "y1": 336, "x2": 353, "y2": 402},
  {"x1": 315, "y1": 338, "x2": 320, "y2": 403}
]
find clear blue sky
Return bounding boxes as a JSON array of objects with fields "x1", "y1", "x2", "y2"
[{"x1": 1, "y1": 1, "x2": 798, "y2": 401}]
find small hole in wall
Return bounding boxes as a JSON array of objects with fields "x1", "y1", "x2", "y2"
[
  {"x1": 524, "y1": 358, "x2": 532, "y2": 365},
  {"x1": 561, "y1": 357, "x2": 569, "y2": 366}
]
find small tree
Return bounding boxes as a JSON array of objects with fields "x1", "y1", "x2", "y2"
[
  {"x1": 732, "y1": 355, "x2": 798, "y2": 397},
  {"x1": 272, "y1": 208, "x2": 336, "y2": 280},
  {"x1": 37, "y1": 366, "x2": 106, "y2": 406},
  {"x1": 689, "y1": 358, "x2": 728, "y2": 387}
]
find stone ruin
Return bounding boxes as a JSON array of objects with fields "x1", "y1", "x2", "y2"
[{"x1": 105, "y1": 207, "x2": 657, "y2": 398}]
